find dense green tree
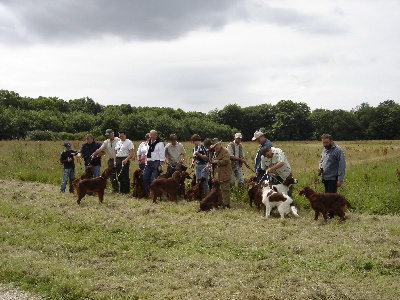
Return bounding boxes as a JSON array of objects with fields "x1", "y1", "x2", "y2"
[
  {"x1": 310, "y1": 109, "x2": 361, "y2": 140},
  {"x1": 365, "y1": 100, "x2": 400, "y2": 139},
  {"x1": 271, "y1": 100, "x2": 313, "y2": 140},
  {"x1": 240, "y1": 104, "x2": 275, "y2": 141}
]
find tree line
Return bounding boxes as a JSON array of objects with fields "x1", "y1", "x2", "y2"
[{"x1": 1, "y1": 89, "x2": 399, "y2": 141}]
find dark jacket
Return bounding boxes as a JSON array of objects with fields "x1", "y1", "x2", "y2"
[
  {"x1": 79, "y1": 141, "x2": 102, "y2": 166},
  {"x1": 60, "y1": 150, "x2": 76, "y2": 169}
]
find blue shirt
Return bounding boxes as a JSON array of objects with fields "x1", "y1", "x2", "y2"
[
  {"x1": 320, "y1": 142, "x2": 346, "y2": 181},
  {"x1": 254, "y1": 139, "x2": 273, "y2": 172}
]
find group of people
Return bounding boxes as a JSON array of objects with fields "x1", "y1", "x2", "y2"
[{"x1": 60, "y1": 129, "x2": 346, "y2": 217}]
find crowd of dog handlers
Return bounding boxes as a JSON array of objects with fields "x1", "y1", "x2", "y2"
[{"x1": 60, "y1": 129, "x2": 348, "y2": 218}]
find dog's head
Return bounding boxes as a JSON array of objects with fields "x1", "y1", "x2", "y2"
[
  {"x1": 211, "y1": 179, "x2": 221, "y2": 190},
  {"x1": 134, "y1": 168, "x2": 143, "y2": 178},
  {"x1": 299, "y1": 186, "x2": 314, "y2": 198},
  {"x1": 282, "y1": 175, "x2": 298, "y2": 187},
  {"x1": 172, "y1": 171, "x2": 182, "y2": 182}
]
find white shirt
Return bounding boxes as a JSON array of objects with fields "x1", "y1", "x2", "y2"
[
  {"x1": 147, "y1": 140, "x2": 165, "y2": 162},
  {"x1": 261, "y1": 147, "x2": 292, "y2": 179},
  {"x1": 115, "y1": 139, "x2": 134, "y2": 158},
  {"x1": 98, "y1": 137, "x2": 121, "y2": 158}
]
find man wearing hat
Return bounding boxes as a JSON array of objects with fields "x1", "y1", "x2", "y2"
[
  {"x1": 59, "y1": 142, "x2": 77, "y2": 193},
  {"x1": 252, "y1": 130, "x2": 273, "y2": 184},
  {"x1": 91, "y1": 129, "x2": 120, "y2": 192},
  {"x1": 227, "y1": 132, "x2": 246, "y2": 189},
  {"x1": 260, "y1": 146, "x2": 294, "y2": 197},
  {"x1": 210, "y1": 138, "x2": 232, "y2": 208}
]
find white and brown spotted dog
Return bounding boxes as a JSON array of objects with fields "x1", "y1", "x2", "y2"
[
  {"x1": 272, "y1": 175, "x2": 298, "y2": 195},
  {"x1": 261, "y1": 181, "x2": 299, "y2": 219}
]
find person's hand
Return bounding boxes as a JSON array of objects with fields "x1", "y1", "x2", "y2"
[{"x1": 337, "y1": 181, "x2": 343, "y2": 187}]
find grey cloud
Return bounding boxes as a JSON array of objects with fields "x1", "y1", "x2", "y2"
[{"x1": 0, "y1": 0, "x2": 345, "y2": 44}]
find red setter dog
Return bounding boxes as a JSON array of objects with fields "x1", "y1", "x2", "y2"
[
  {"x1": 299, "y1": 186, "x2": 355, "y2": 221},
  {"x1": 178, "y1": 171, "x2": 191, "y2": 198},
  {"x1": 71, "y1": 165, "x2": 95, "y2": 193},
  {"x1": 186, "y1": 177, "x2": 206, "y2": 201},
  {"x1": 132, "y1": 168, "x2": 146, "y2": 198},
  {"x1": 75, "y1": 167, "x2": 115, "y2": 205},
  {"x1": 247, "y1": 181, "x2": 263, "y2": 211},
  {"x1": 199, "y1": 180, "x2": 224, "y2": 211},
  {"x1": 150, "y1": 171, "x2": 181, "y2": 203}
]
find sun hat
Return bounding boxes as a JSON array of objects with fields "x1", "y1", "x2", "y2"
[
  {"x1": 252, "y1": 130, "x2": 264, "y2": 141},
  {"x1": 105, "y1": 129, "x2": 114, "y2": 136},
  {"x1": 210, "y1": 138, "x2": 222, "y2": 149},
  {"x1": 234, "y1": 132, "x2": 242, "y2": 139}
]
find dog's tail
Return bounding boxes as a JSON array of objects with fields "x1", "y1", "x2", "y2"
[
  {"x1": 290, "y1": 205, "x2": 299, "y2": 217},
  {"x1": 346, "y1": 200, "x2": 356, "y2": 210}
]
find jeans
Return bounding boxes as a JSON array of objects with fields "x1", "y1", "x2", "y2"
[
  {"x1": 60, "y1": 168, "x2": 75, "y2": 193},
  {"x1": 143, "y1": 160, "x2": 161, "y2": 194},
  {"x1": 86, "y1": 165, "x2": 100, "y2": 178},
  {"x1": 195, "y1": 163, "x2": 209, "y2": 192}
]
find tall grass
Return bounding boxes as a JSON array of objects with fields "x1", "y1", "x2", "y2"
[
  {"x1": 0, "y1": 140, "x2": 399, "y2": 299},
  {"x1": 0, "y1": 140, "x2": 399, "y2": 214}
]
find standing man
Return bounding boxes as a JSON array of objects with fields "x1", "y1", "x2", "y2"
[
  {"x1": 210, "y1": 138, "x2": 232, "y2": 208},
  {"x1": 227, "y1": 132, "x2": 246, "y2": 189},
  {"x1": 91, "y1": 129, "x2": 120, "y2": 192},
  {"x1": 77, "y1": 134, "x2": 102, "y2": 178},
  {"x1": 143, "y1": 130, "x2": 165, "y2": 196},
  {"x1": 190, "y1": 134, "x2": 210, "y2": 196},
  {"x1": 260, "y1": 146, "x2": 294, "y2": 197},
  {"x1": 165, "y1": 134, "x2": 186, "y2": 174},
  {"x1": 319, "y1": 134, "x2": 346, "y2": 218},
  {"x1": 114, "y1": 130, "x2": 135, "y2": 194},
  {"x1": 252, "y1": 130, "x2": 273, "y2": 184}
]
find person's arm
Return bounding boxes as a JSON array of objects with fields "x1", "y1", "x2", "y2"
[
  {"x1": 266, "y1": 162, "x2": 284, "y2": 174},
  {"x1": 92, "y1": 141, "x2": 106, "y2": 157},
  {"x1": 123, "y1": 148, "x2": 135, "y2": 165},
  {"x1": 337, "y1": 149, "x2": 346, "y2": 186}
]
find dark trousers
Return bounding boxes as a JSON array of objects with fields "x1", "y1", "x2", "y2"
[
  {"x1": 116, "y1": 157, "x2": 130, "y2": 194},
  {"x1": 108, "y1": 159, "x2": 119, "y2": 192},
  {"x1": 323, "y1": 179, "x2": 338, "y2": 217},
  {"x1": 143, "y1": 160, "x2": 161, "y2": 194}
]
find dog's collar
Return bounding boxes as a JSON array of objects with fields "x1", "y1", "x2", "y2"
[{"x1": 307, "y1": 193, "x2": 315, "y2": 200}]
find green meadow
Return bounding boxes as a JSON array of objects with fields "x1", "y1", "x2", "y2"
[{"x1": 0, "y1": 140, "x2": 399, "y2": 299}]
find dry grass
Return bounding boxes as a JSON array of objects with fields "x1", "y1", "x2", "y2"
[
  {"x1": 0, "y1": 140, "x2": 399, "y2": 299},
  {"x1": 0, "y1": 178, "x2": 399, "y2": 299}
]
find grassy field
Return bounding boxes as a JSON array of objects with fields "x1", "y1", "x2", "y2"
[{"x1": 0, "y1": 140, "x2": 399, "y2": 299}]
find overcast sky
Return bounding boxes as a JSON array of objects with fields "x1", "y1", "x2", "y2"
[{"x1": 1, "y1": 0, "x2": 399, "y2": 113}]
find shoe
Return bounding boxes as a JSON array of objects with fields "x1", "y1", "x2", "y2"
[{"x1": 226, "y1": 204, "x2": 231, "y2": 209}]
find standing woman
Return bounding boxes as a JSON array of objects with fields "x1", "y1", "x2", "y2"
[
  {"x1": 137, "y1": 133, "x2": 150, "y2": 170},
  {"x1": 190, "y1": 134, "x2": 210, "y2": 196}
]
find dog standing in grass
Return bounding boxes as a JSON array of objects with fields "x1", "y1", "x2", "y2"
[{"x1": 76, "y1": 167, "x2": 116, "y2": 204}]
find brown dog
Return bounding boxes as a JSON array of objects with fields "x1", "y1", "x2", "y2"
[
  {"x1": 76, "y1": 167, "x2": 115, "y2": 204},
  {"x1": 247, "y1": 181, "x2": 263, "y2": 210},
  {"x1": 132, "y1": 168, "x2": 146, "y2": 198},
  {"x1": 299, "y1": 186, "x2": 355, "y2": 221},
  {"x1": 71, "y1": 165, "x2": 95, "y2": 193},
  {"x1": 198, "y1": 180, "x2": 224, "y2": 211},
  {"x1": 186, "y1": 177, "x2": 206, "y2": 201},
  {"x1": 178, "y1": 171, "x2": 191, "y2": 198},
  {"x1": 150, "y1": 171, "x2": 181, "y2": 203}
]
